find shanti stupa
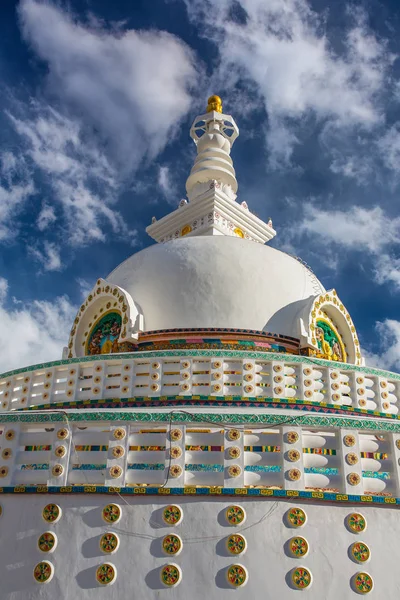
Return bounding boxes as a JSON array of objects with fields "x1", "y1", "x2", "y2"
[{"x1": 0, "y1": 95, "x2": 399, "y2": 598}]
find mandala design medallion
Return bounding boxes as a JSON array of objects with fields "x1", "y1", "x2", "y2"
[
  {"x1": 289, "y1": 537, "x2": 309, "y2": 557},
  {"x1": 347, "y1": 513, "x2": 367, "y2": 534},
  {"x1": 160, "y1": 564, "x2": 181, "y2": 587},
  {"x1": 348, "y1": 472, "x2": 361, "y2": 486},
  {"x1": 162, "y1": 505, "x2": 183, "y2": 525},
  {"x1": 351, "y1": 542, "x2": 370, "y2": 563},
  {"x1": 170, "y1": 429, "x2": 182, "y2": 441},
  {"x1": 113, "y1": 428, "x2": 126, "y2": 440},
  {"x1": 57, "y1": 428, "x2": 68, "y2": 440},
  {"x1": 169, "y1": 465, "x2": 182, "y2": 478},
  {"x1": 33, "y1": 561, "x2": 53, "y2": 584},
  {"x1": 292, "y1": 567, "x2": 312, "y2": 589},
  {"x1": 96, "y1": 563, "x2": 116, "y2": 585},
  {"x1": 286, "y1": 431, "x2": 299, "y2": 444},
  {"x1": 100, "y1": 533, "x2": 120, "y2": 554},
  {"x1": 228, "y1": 429, "x2": 241, "y2": 441},
  {"x1": 225, "y1": 505, "x2": 246, "y2": 526},
  {"x1": 287, "y1": 507, "x2": 307, "y2": 528},
  {"x1": 288, "y1": 449, "x2": 300, "y2": 462},
  {"x1": 346, "y1": 453, "x2": 359, "y2": 465},
  {"x1": 170, "y1": 446, "x2": 182, "y2": 459},
  {"x1": 228, "y1": 446, "x2": 241, "y2": 459},
  {"x1": 42, "y1": 503, "x2": 61, "y2": 523},
  {"x1": 353, "y1": 572, "x2": 373, "y2": 594},
  {"x1": 38, "y1": 532, "x2": 57, "y2": 553},
  {"x1": 288, "y1": 468, "x2": 301, "y2": 481},
  {"x1": 344, "y1": 434, "x2": 356, "y2": 447},
  {"x1": 226, "y1": 534, "x2": 246, "y2": 555},
  {"x1": 102, "y1": 503, "x2": 121, "y2": 524},
  {"x1": 162, "y1": 534, "x2": 182, "y2": 555},
  {"x1": 228, "y1": 465, "x2": 242, "y2": 478},
  {"x1": 112, "y1": 446, "x2": 125, "y2": 458},
  {"x1": 226, "y1": 564, "x2": 247, "y2": 587}
]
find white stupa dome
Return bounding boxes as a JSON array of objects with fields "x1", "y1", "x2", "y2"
[{"x1": 107, "y1": 235, "x2": 325, "y2": 336}]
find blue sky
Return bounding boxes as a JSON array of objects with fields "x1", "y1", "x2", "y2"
[{"x1": 1, "y1": 0, "x2": 400, "y2": 372}]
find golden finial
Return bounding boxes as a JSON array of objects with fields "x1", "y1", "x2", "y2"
[{"x1": 206, "y1": 95, "x2": 223, "y2": 113}]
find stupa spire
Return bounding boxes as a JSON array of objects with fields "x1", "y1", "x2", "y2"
[{"x1": 186, "y1": 95, "x2": 239, "y2": 202}]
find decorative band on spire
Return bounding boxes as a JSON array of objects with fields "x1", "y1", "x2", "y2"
[{"x1": 206, "y1": 95, "x2": 223, "y2": 113}]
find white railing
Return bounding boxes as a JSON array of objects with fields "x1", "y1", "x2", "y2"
[
  {"x1": 0, "y1": 352, "x2": 399, "y2": 415},
  {"x1": 0, "y1": 420, "x2": 399, "y2": 497}
]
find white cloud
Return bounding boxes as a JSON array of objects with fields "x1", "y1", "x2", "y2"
[
  {"x1": 37, "y1": 203, "x2": 57, "y2": 231},
  {"x1": 157, "y1": 165, "x2": 177, "y2": 204},
  {"x1": 0, "y1": 151, "x2": 35, "y2": 240},
  {"x1": 18, "y1": 0, "x2": 197, "y2": 170},
  {"x1": 183, "y1": 0, "x2": 393, "y2": 166},
  {"x1": 378, "y1": 124, "x2": 400, "y2": 174},
  {"x1": 363, "y1": 319, "x2": 400, "y2": 372},
  {"x1": 30, "y1": 241, "x2": 62, "y2": 271},
  {"x1": 0, "y1": 278, "x2": 76, "y2": 373}
]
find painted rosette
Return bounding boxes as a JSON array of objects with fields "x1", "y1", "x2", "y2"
[
  {"x1": 291, "y1": 567, "x2": 312, "y2": 590},
  {"x1": 352, "y1": 572, "x2": 373, "y2": 594},
  {"x1": 162, "y1": 505, "x2": 183, "y2": 526},
  {"x1": 102, "y1": 503, "x2": 121, "y2": 524},
  {"x1": 38, "y1": 532, "x2": 57, "y2": 553},
  {"x1": 33, "y1": 561, "x2": 54, "y2": 584},
  {"x1": 226, "y1": 564, "x2": 248, "y2": 588},
  {"x1": 162, "y1": 534, "x2": 182, "y2": 555},
  {"x1": 42, "y1": 503, "x2": 62, "y2": 524},
  {"x1": 288, "y1": 536, "x2": 309, "y2": 558},
  {"x1": 347, "y1": 513, "x2": 367, "y2": 534},
  {"x1": 96, "y1": 563, "x2": 117, "y2": 586},
  {"x1": 226, "y1": 534, "x2": 246, "y2": 555},
  {"x1": 286, "y1": 507, "x2": 307, "y2": 528},
  {"x1": 160, "y1": 564, "x2": 181, "y2": 587},
  {"x1": 225, "y1": 505, "x2": 246, "y2": 526},
  {"x1": 100, "y1": 532, "x2": 120, "y2": 554},
  {"x1": 350, "y1": 542, "x2": 370, "y2": 563}
]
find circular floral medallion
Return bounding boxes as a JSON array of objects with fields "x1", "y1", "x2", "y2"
[
  {"x1": 1, "y1": 449, "x2": 11, "y2": 459},
  {"x1": 102, "y1": 503, "x2": 121, "y2": 524},
  {"x1": 353, "y1": 572, "x2": 373, "y2": 594},
  {"x1": 42, "y1": 503, "x2": 62, "y2": 523},
  {"x1": 33, "y1": 561, "x2": 54, "y2": 584},
  {"x1": 348, "y1": 472, "x2": 361, "y2": 486},
  {"x1": 226, "y1": 534, "x2": 246, "y2": 555},
  {"x1": 109, "y1": 466, "x2": 122, "y2": 479},
  {"x1": 288, "y1": 468, "x2": 301, "y2": 481},
  {"x1": 225, "y1": 505, "x2": 246, "y2": 526},
  {"x1": 286, "y1": 431, "x2": 299, "y2": 444},
  {"x1": 347, "y1": 513, "x2": 367, "y2": 534},
  {"x1": 163, "y1": 505, "x2": 183, "y2": 525},
  {"x1": 351, "y1": 542, "x2": 370, "y2": 563},
  {"x1": 5, "y1": 430, "x2": 15, "y2": 441},
  {"x1": 170, "y1": 446, "x2": 182, "y2": 459},
  {"x1": 292, "y1": 567, "x2": 312, "y2": 590},
  {"x1": 170, "y1": 429, "x2": 182, "y2": 442},
  {"x1": 54, "y1": 446, "x2": 66, "y2": 458},
  {"x1": 57, "y1": 428, "x2": 69, "y2": 440},
  {"x1": 52, "y1": 464, "x2": 63, "y2": 477},
  {"x1": 228, "y1": 465, "x2": 242, "y2": 478},
  {"x1": 396, "y1": 439, "x2": 400, "y2": 450},
  {"x1": 169, "y1": 465, "x2": 182, "y2": 478},
  {"x1": 160, "y1": 564, "x2": 181, "y2": 587},
  {"x1": 226, "y1": 564, "x2": 247, "y2": 587},
  {"x1": 227, "y1": 429, "x2": 241, "y2": 441},
  {"x1": 162, "y1": 534, "x2": 182, "y2": 555},
  {"x1": 289, "y1": 537, "x2": 309, "y2": 557},
  {"x1": 288, "y1": 449, "x2": 300, "y2": 462},
  {"x1": 0, "y1": 466, "x2": 8, "y2": 477},
  {"x1": 346, "y1": 453, "x2": 359, "y2": 465},
  {"x1": 113, "y1": 428, "x2": 126, "y2": 440},
  {"x1": 38, "y1": 532, "x2": 57, "y2": 553},
  {"x1": 112, "y1": 445, "x2": 125, "y2": 458},
  {"x1": 287, "y1": 507, "x2": 307, "y2": 528},
  {"x1": 243, "y1": 363, "x2": 253, "y2": 371},
  {"x1": 96, "y1": 563, "x2": 116, "y2": 585},
  {"x1": 100, "y1": 533, "x2": 119, "y2": 554},
  {"x1": 228, "y1": 446, "x2": 241, "y2": 459},
  {"x1": 344, "y1": 434, "x2": 356, "y2": 447}
]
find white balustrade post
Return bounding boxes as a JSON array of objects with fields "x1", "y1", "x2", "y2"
[
  {"x1": 0, "y1": 423, "x2": 21, "y2": 486},
  {"x1": 224, "y1": 425, "x2": 244, "y2": 488},
  {"x1": 281, "y1": 426, "x2": 305, "y2": 491},
  {"x1": 338, "y1": 428, "x2": 363, "y2": 494},
  {"x1": 48, "y1": 423, "x2": 72, "y2": 486},
  {"x1": 105, "y1": 423, "x2": 129, "y2": 487},
  {"x1": 165, "y1": 425, "x2": 185, "y2": 488}
]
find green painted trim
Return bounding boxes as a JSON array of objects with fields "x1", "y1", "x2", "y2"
[
  {"x1": 1, "y1": 410, "x2": 400, "y2": 432},
  {"x1": 0, "y1": 348, "x2": 398, "y2": 382}
]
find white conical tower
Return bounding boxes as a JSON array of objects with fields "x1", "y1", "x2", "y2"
[
  {"x1": 146, "y1": 95, "x2": 276, "y2": 244},
  {"x1": 186, "y1": 95, "x2": 239, "y2": 201}
]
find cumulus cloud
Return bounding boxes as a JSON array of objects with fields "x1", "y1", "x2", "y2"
[
  {"x1": 30, "y1": 241, "x2": 62, "y2": 271},
  {"x1": 18, "y1": 0, "x2": 197, "y2": 170},
  {"x1": 364, "y1": 319, "x2": 400, "y2": 372},
  {"x1": 0, "y1": 277, "x2": 76, "y2": 373},
  {"x1": 0, "y1": 151, "x2": 34, "y2": 240},
  {"x1": 183, "y1": 0, "x2": 393, "y2": 167}
]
